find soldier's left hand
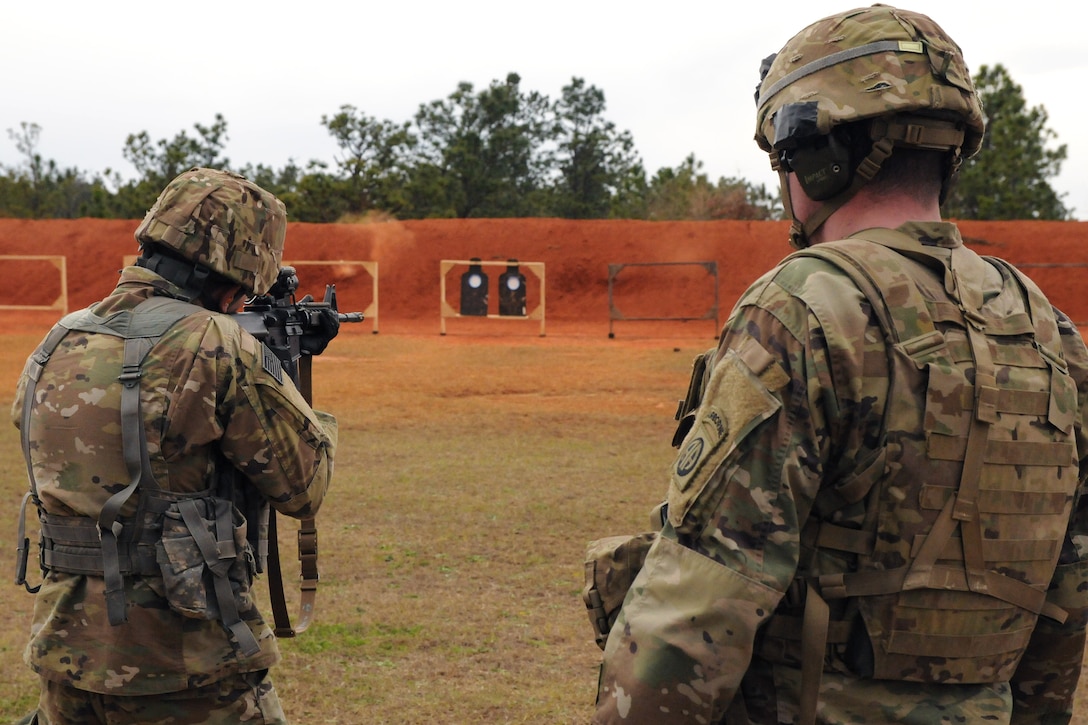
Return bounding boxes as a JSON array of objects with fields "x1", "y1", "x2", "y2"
[{"x1": 300, "y1": 307, "x2": 341, "y2": 355}]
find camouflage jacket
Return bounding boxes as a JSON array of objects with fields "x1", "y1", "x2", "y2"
[
  {"x1": 11, "y1": 266, "x2": 338, "y2": 695},
  {"x1": 594, "y1": 222, "x2": 1088, "y2": 724}
]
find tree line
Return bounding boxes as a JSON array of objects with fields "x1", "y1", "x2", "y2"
[{"x1": 0, "y1": 65, "x2": 1071, "y2": 223}]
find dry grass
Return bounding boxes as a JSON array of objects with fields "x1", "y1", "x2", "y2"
[
  {"x1": 2, "y1": 323, "x2": 1087, "y2": 722},
  {"x1": 0, "y1": 325, "x2": 702, "y2": 723}
]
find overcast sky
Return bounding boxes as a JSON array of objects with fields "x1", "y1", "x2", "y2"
[{"x1": 4, "y1": 1, "x2": 1087, "y2": 220}]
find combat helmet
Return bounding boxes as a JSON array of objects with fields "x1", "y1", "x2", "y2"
[
  {"x1": 134, "y1": 167, "x2": 286, "y2": 297},
  {"x1": 753, "y1": 4, "x2": 985, "y2": 247}
]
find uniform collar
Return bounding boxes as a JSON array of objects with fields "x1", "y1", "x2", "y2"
[
  {"x1": 846, "y1": 221, "x2": 963, "y2": 251},
  {"x1": 842, "y1": 221, "x2": 963, "y2": 273},
  {"x1": 116, "y1": 265, "x2": 194, "y2": 301},
  {"x1": 894, "y1": 221, "x2": 963, "y2": 250}
]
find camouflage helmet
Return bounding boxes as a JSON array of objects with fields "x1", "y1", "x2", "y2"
[
  {"x1": 134, "y1": 167, "x2": 286, "y2": 296},
  {"x1": 754, "y1": 4, "x2": 985, "y2": 161}
]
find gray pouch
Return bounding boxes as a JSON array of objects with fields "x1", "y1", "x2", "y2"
[{"x1": 156, "y1": 497, "x2": 250, "y2": 620}]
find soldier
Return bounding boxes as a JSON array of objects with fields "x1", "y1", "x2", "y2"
[
  {"x1": 12, "y1": 168, "x2": 340, "y2": 723},
  {"x1": 589, "y1": 5, "x2": 1088, "y2": 724}
]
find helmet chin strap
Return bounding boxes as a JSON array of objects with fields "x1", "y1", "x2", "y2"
[
  {"x1": 771, "y1": 154, "x2": 809, "y2": 250},
  {"x1": 774, "y1": 137, "x2": 896, "y2": 249}
]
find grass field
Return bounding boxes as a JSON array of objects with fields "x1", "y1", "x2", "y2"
[
  {"x1": 2, "y1": 321, "x2": 1086, "y2": 723},
  {"x1": 0, "y1": 324, "x2": 707, "y2": 723}
]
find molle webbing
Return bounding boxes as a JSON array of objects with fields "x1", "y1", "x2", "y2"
[
  {"x1": 812, "y1": 236, "x2": 1069, "y2": 586},
  {"x1": 38, "y1": 507, "x2": 167, "y2": 577},
  {"x1": 796, "y1": 237, "x2": 1070, "y2": 615},
  {"x1": 773, "y1": 234, "x2": 1074, "y2": 725}
]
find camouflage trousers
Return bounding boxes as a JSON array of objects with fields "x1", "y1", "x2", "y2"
[{"x1": 27, "y1": 669, "x2": 287, "y2": 724}]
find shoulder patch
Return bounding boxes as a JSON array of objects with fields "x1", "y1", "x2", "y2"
[
  {"x1": 261, "y1": 343, "x2": 283, "y2": 384},
  {"x1": 667, "y1": 336, "x2": 786, "y2": 532}
]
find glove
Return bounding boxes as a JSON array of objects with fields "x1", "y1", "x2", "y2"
[{"x1": 299, "y1": 307, "x2": 340, "y2": 356}]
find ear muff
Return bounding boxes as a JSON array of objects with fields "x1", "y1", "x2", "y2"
[{"x1": 785, "y1": 131, "x2": 853, "y2": 201}]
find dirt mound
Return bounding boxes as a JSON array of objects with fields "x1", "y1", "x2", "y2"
[{"x1": 1, "y1": 218, "x2": 1085, "y2": 336}]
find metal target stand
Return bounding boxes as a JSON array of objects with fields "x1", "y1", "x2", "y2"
[
  {"x1": 439, "y1": 258, "x2": 546, "y2": 336},
  {"x1": 607, "y1": 261, "x2": 720, "y2": 338}
]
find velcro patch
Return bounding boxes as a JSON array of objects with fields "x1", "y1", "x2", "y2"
[{"x1": 668, "y1": 336, "x2": 787, "y2": 532}]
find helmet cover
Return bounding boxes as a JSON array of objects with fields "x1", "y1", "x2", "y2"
[
  {"x1": 134, "y1": 167, "x2": 286, "y2": 295},
  {"x1": 754, "y1": 4, "x2": 984, "y2": 159}
]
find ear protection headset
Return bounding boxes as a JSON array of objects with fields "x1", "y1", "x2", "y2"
[
  {"x1": 780, "y1": 130, "x2": 854, "y2": 201},
  {"x1": 771, "y1": 102, "x2": 860, "y2": 201}
]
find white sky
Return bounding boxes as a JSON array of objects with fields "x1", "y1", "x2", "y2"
[{"x1": 3, "y1": 1, "x2": 1087, "y2": 219}]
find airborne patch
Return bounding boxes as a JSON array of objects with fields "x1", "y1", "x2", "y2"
[
  {"x1": 668, "y1": 336, "x2": 787, "y2": 531},
  {"x1": 261, "y1": 343, "x2": 283, "y2": 384}
]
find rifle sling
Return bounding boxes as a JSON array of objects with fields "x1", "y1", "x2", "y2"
[
  {"x1": 267, "y1": 511, "x2": 318, "y2": 636},
  {"x1": 268, "y1": 354, "x2": 319, "y2": 637}
]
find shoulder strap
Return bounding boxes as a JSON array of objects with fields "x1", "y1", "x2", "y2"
[
  {"x1": 791, "y1": 234, "x2": 940, "y2": 345},
  {"x1": 16, "y1": 323, "x2": 73, "y2": 592},
  {"x1": 102, "y1": 296, "x2": 206, "y2": 624},
  {"x1": 19, "y1": 324, "x2": 74, "y2": 499}
]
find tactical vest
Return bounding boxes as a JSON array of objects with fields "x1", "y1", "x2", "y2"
[
  {"x1": 16, "y1": 295, "x2": 263, "y2": 657},
  {"x1": 755, "y1": 231, "x2": 1079, "y2": 716}
]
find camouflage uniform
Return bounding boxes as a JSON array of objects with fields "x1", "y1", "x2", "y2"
[
  {"x1": 592, "y1": 222, "x2": 1088, "y2": 724},
  {"x1": 12, "y1": 263, "x2": 337, "y2": 718},
  {"x1": 591, "y1": 6, "x2": 1088, "y2": 721}
]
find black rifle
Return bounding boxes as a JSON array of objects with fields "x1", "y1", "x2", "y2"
[
  {"x1": 233, "y1": 265, "x2": 362, "y2": 636},
  {"x1": 234, "y1": 265, "x2": 364, "y2": 388}
]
